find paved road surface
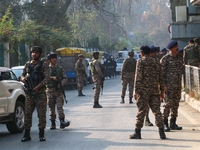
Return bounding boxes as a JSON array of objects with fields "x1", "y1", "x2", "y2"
[{"x1": 1, "y1": 76, "x2": 200, "y2": 150}]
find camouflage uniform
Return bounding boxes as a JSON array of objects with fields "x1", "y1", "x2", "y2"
[
  {"x1": 46, "y1": 64, "x2": 68, "y2": 121},
  {"x1": 90, "y1": 58, "x2": 104, "y2": 102},
  {"x1": 157, "y1": 53, "x2": 164, "y2": 61},
  {"x1": 183, "y1": 43, "x2": 200, "y2": 67},
  {"x1": 135, "y1": 56, "x2": 164, "y2": 130},
  {"x1": 121, "y1": 58, "x2": 137, "y2": 98},
  {"x1": 21, "y1": 60, "x2": 50, "y2": 130},
  {"x1": 160, "y1": 53, "x2": 183, "y2": 119},
  {"x1": 75, "y1": 59, "x2": 85, "y2": 91}
]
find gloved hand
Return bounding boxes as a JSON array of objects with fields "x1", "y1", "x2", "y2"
[{"x1": 101, "y1": 77, "x2": 105, "y2": 82}]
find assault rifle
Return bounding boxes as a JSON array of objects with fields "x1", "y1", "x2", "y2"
[
  {"x1": 25, "y1": 74, "x2": 38, "y2": 107},
  {"x1": 53, "y1": 68, "x2": 68, "y2": 104}
]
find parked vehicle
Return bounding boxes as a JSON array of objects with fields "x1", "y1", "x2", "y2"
[
  {"x1": 55, "y1": 47, "x2": 88, "y2": 89},
  {"x1": 116, "y1": 58, "x2": 124, "y2": 74},
  {"x1": 134, "y1": 52, "x2": 141, "y2": 61},
  {"x1": 11, "y1": 66, "x2": 24, "y2": 80},
  {"x1": 0, "y1": 67, "x2": 26, "y2": 134},
  {"x1": 117, "y1": 50, "x2": 129, "y2": 59}
]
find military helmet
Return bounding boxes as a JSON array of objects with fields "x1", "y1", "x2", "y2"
[
  {"x1": 30, "y1": 46, "x2": 42, "y2": 53},
  {"x1": 78, "y1": 54, "x2": 84, "y2": 58},
  {"x1": 127, "y1": 51, "x2": 134, "y2": 56},
  {"x1": 48, "y1": 53, "x2": 57, "y2": 59},
  {"x1": 92, "y1": 51, "x2": 99, "y2": 57}
]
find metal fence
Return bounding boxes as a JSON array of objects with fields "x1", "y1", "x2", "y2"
[{"x1": 185, "y1": 65, "x2": 200, "y2": 94}]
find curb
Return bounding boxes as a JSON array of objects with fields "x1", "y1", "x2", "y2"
[{"x1": 181, "y1": 91, "x2": 200, "y2": 112}]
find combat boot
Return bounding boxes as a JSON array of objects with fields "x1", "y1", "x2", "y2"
[
  {"x1": 93, "y1": 101, "x2": 103, "y2": 108},
  {"x1": 170, "y1": 117, "x2": 182, "y2": 130},
  {"x1": 39, "y1": 129, "x2": 46, "y2": 141},
  {"x1": 78, "y1": 90, "x2": 86, "y2": 96},
  {"x1": 129, "y1": 97, "x2": 133, "y2": 104},
  {"x1": 21, "y1": 129, "x2": 31, "y2": 142},
  {"x1": 120, "y1": 96, "x2": 125, "y2": 104},
  {"x1": 145, "y1": 116, "x2": 153, "y2": 126},
  {"x1": 60, "y1": 118, "x2": 70, "y2": 129},
  {"x1": 129, "y1": 129, "x2": 141, "y2": 139},
  {"x1": 159, "y1": 127, "x2": 166, "y2": 139},
  {"x1": 50, "y1": 120, "x2": 56, "y2": 130},
  {"x1": 164, "y1": 118, "x2": 170, "y2": 132}
]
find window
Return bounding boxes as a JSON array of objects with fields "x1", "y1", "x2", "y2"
[
  {"x1": 117, "y1": 59, "x2": 124, "y2": 63},
  {"x1": 1, "y1": 71, "x2": 10, "y2": 80}
]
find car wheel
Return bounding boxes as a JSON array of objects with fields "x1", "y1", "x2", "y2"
[{"x1": 6, "y1": 101, "x2": 25, "y2": 134}]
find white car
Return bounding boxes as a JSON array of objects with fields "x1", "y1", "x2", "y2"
[
  {"x1": 116, "y1": 58, "x2": 124, "y2": 74},
  {"x1": 11, "y1": 66, "x2": 24, "y2": 80},
  {"x1": 0, "y1": 67, "x2": 26, "y2": 134}
]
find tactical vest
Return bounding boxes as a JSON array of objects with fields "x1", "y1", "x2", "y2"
[
  {"x1": 89, "y1": 59, "x2": 103, "y2": 75},
  {"x1": 125, "y1": 58, "x2": 135, "y2": 72},
  {"x1": 47, "y1": 66, "x2": 63, "y2": 88},
  {"x1": 28, "y1": 61, "x2": 44, "y2": 88},
  {"x1": 187, "y1": 45, "x2": 199, "y2": 60}
]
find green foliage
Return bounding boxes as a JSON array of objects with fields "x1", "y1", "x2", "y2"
[
  {"x1": 132, "y1": 32, "x2": 153, "y2": 47},
  {"x1": 115, "y1": 37, "x2": 131, "y2": 50},
  {"x1": 18, "y1": 21, "x2": 70, "y2": 52},
  {"x1": 69, "y1": 10, "x2": 104, "y2": 47},
  {"x1": 0, "y1": 6, "x2": 15, "y2": 42}
]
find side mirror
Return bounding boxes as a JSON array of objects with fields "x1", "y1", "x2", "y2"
[{"x1": 18, "y1": 77, "x2": 21, "y2": 81}]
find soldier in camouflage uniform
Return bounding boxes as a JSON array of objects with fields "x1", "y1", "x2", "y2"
[
  {"x1": 46, "y1": 53, "x2": 70, "y2": 130},
  {"x1": 21, "y1": 46, "x2": 50, "y2": 142},
  {"x1": 161, "y1": 48, "x2": 168, "y2": 56},
  {"x1": 75, "y1": 54, "x2": 86, "y2": 96},
  {"x1": 130, "y1": 45, "x2": 166, "y2": 139},
  {"x1": 161, "y1": 40, "x2": 183, "y2": 132},
  {"x1": 143, "y1": 46, "x2": 159, "y2": 127},
  {"x1": 183, "y1": 39, "x2": 200, "y2": 67},
  {"x1": 89, "y1": 52, "x2": 104, "y2": 108},
  {"x1": 120, "y1": 51, "x2": 137, "y2": 104}
]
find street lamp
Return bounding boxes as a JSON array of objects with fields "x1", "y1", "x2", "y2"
[{"x1": 110, "y1": 20, "x2": 113, "y2": 46}]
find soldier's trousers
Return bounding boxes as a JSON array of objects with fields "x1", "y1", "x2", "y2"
[
  {"x1": 77, "y1": 75, "x2": 84, "y2": 91},
  {"x1": 46, "y1": 88, "x2": 65, "y2": 120},
  {"x1": 135, "y1": 94, "x2": 164, "y2": 130},
  {"x1": 24, "y1": 93, "x2": 47, "y2": 130},
  {"x1": 163, "y1": 87, "x2": 181, "y2": 119},
  {"x1": 92, "y1": 75, "x2": 101, "y2": 102},
  {"x1": 121, "y1": 78, "x2": 134, "y2": 97}
]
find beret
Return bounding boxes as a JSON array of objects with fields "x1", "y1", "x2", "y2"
[
  {"x1": 49, "y1": 53, "x2": 57, "y2": 59},
  {"x1": 31, "y1": 46, "x2": 42, "y2": 53},
  {"x1": 178, "y1": 49, "x2": 183, "y2": 54},
  {"x1": 188, "y1": 39, "x2": 194, "y2": 43},
  {"x1": 78, "y1": 54, "x2": 84, "y2": 57},
  {"x1": 161, "y1": 48, "x2": 167, "y2": 52},
  {"x1": 150, "y1": 46, "x2": 157, "y2": 53},
  {"x1": 140, "y1": 45, "x2": 151, "y2": 53},
  {"x1": 167, "y1": 41, "x2": 177, "y2": 49}
]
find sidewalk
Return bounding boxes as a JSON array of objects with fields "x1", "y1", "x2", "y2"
[{"x1": 181, "y1": 91, "x2": 200, "y2": 112}]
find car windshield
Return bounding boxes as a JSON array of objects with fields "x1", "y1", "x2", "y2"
[
  {"x1": 12, "y1": 69, "x2": 23, "y2": 78},
  {"x1": 117, "y1": 59, "x2": 124, "y2": 63}
]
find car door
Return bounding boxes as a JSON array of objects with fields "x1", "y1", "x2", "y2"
[{"x1": 0, "y1": 71, "x2": 10, "y2": 115}]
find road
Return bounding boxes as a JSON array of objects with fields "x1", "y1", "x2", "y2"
[{"x1": 1, "y1": 76, "x2": 200, "y2": 150}]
